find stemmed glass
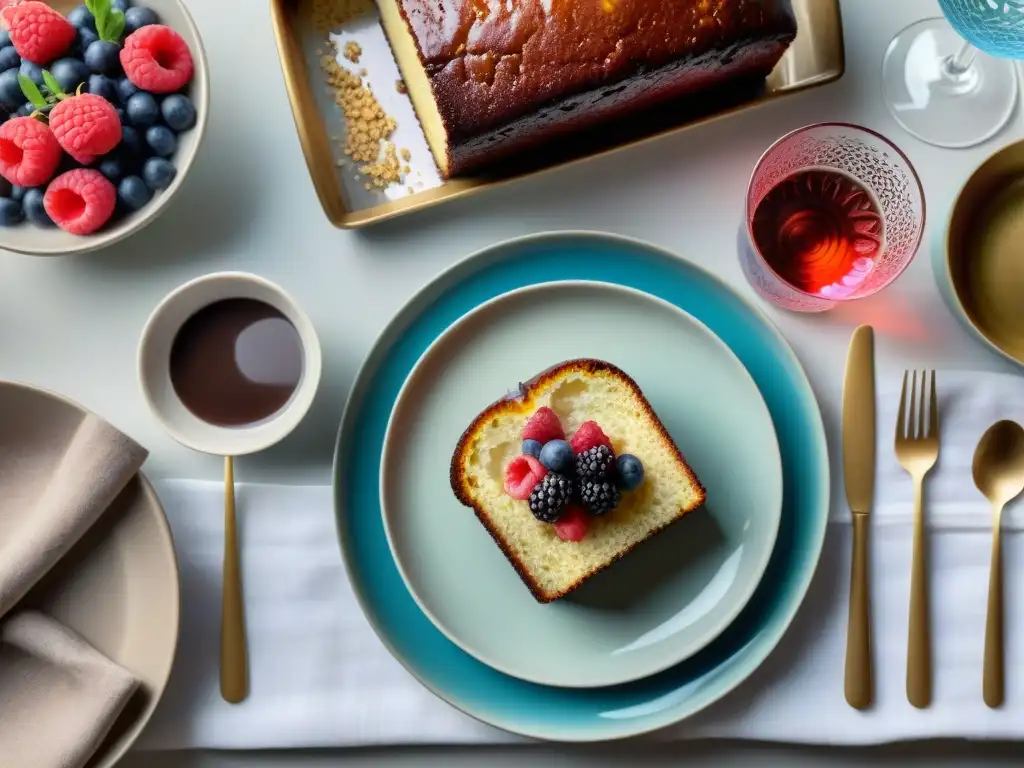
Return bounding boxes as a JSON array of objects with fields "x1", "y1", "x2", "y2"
[{"x1": 882, "y1": 1, "x2": 1024, "y2": 149}]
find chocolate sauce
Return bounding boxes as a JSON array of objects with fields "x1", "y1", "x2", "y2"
[{"x1": 169, "y1": 299, "x2": 304, "y2": 427}]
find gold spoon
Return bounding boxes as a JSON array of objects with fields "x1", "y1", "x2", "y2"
[
  {"x1": 972, "y1": 420, "x2": 1024, "y2": 709},
  {"x1": 221, "y1": 455, "x2": 248, "y2": 703}
]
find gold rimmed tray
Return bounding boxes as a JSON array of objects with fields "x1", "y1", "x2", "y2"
[{"x1": 271, "y1": 0, "x2": 845, "y2": 229}]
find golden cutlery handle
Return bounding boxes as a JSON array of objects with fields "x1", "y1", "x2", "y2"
[
  {"x1": 984, "y1": 524, "x2": 1004, "y2": 708},
  {"x1": 221, "y1": 455, "x2": 249, "y2": 704},
  {"x1": 907, "y1": 478, "x2": 931, "y2": 708},
  {"x1": 845, "y1": 513, "x2": 872, "y2": 709}
]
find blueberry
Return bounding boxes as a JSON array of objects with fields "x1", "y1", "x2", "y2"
[
  {"x1": 120, "y1": 124, "x2": 143, "y2": 157},
  {"x1": 118, "y1": 175, "x2": 151, "y2": 210},
  {"x1": 125, "y1": 91, "x2": 158, "y2": 126},
  {"x1": 85, "y1": 40, "x2": 121, "y2": 75},
  {"x1": 52, "y1": 58, "x2": 91, "y2": 93},
  {"x1": 0, "y1": 46, "x2": 20, "y2": 72},
  {"x1": 13, "y1": 103, "x2": 33, "y2": 118},
  {"x1": 22, "y1": 188, "x2": 53, "y2": 227},
  {"x1": 10, "y1": 185, "x2": 26, "y2": 202},
  {"x1": 97, "y1": 149, "x2": 127, "y2": 181},
  {"x1": 116, "y1": 76, "x2": 137, "y2": 103},
  {"x1": 0, "y1": 69, "x2": 23, "y2": 108},
  {"x1": 124, "y1": 6, "x2": 159, "y2": 33},
  {"x1": 88, "y1": 73, "x2": 119, "y2": 102},
  {"x1": 19, "y1": 60, "x2": 43, "y2": 87},
  {"x1": 522, "y1": 439, "x2": 542, "y2": 459},
  {"x1": 160, "y1": 94, "x2": 196, "y2": 132},
  {"x1": 112, "y1": 0, "x2": 132, "y2": 9},
  {"x1": 145, "y1": 125, "x2": 176, "y2": 157},
  {"x1": 539, "y1": 439, "x2": 574, "y2": 474},
  {"x1": 141, "y1": 156, "x2": 176, "y2": 190},
  {"x1": 0, "y1": 177, "x2": 12, "y2": 197},
  {"x1": 68, "y1": 5, "x2": 97, "y2": 32},
  {"x1": 615, "y1": 454, "x2": 645, "y2": 491},
  {"x1": 0, "y1": 29, "x2": 10, "y2": 49},
  {"x1": 76, "y1": 27, "x2": 99, "y2": 53},
  {"x1": 0, "y1": 196, "x2": 23, "y2": 226}
]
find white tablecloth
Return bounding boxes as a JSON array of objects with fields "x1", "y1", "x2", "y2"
[{"x1": 139, "y1": 370, "x2": 1024, "y2": 749}]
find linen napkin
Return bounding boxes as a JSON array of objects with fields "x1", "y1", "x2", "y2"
[
  {"x1": 0, "y1": 407, "x2": 149, "y2": 767},
  {"x1": 0, "y1": 612, "x2": 140, "y2": 768},
  {"x1": 139, "y1": 369, "x2": 1024, "y2": 749}
]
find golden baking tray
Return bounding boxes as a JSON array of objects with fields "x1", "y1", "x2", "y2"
[{"x1": 271, "y1": 0, "x2": 845, "y2": 229}]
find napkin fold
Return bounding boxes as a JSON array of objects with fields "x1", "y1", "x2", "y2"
[
  {"x1": 139, "y1": 370, "x2": 1024, "y2": 750},
  {"x1": 0, "y1": 612, "x2": 140, "y2": 768},
  {"x1": 0, "y1": 407, "x2": 148, "y2": 768}
]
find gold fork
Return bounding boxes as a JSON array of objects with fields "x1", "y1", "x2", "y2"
[{"x1": 894, "y1": 370, "x2": 939, "y2": 709}]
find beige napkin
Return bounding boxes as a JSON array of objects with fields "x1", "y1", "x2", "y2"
[
  {"x1": 0, "y1": 612, "x2": 140, "y2": 768},
  {"x1": 0, "y1": 410, "x2": 149, "y2": 768}
]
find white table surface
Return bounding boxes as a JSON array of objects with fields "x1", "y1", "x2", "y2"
[{"x1": 2, "y1": 0, "x2": 1023, "y2": 763}]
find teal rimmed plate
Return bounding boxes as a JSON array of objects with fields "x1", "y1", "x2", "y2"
[{"x1": 333, "y1": 231, "x2": 829, "y2": 741}]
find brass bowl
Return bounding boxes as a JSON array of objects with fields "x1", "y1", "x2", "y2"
[{"x1": 944, "y1": 139, "x2": 1024, "y2": 367}]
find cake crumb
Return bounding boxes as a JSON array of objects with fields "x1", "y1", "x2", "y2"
[
  {"x1": 400, "y1": 148, "x2": 411, "y2": 161},
  {"x1": 343, "y1": 41, "x2": 363, "y2": 63},
  {"x1": 318, "y1": 54, "x2": 405, "y2": 188},
  {"x1": 360, "y1": 68, "x2": 368, "y2": 77},
  {"x1": 306, "y1": 0, "x2": 373, "y2": 31},
  {"x1": 395, "y1": 78, "x2": 407, "y2": 94},
  {"x1": 407, "y1": 186, "x2": 414, "y2": 194}
]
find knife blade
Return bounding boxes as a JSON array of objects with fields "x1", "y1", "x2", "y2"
[
  {"x1": 843, "y1": 324, "x2": 875, "y2": 710},
  {"x1": 843, "y1": 325, "x2": 876, "y2": 515}
]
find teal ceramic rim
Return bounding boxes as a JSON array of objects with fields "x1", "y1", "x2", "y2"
[
  {"x1": 332, "y1": 231, "x2": 829, "y2": 742},
  {"x1": 378, "y1": 279, "x2": 784, "y2": 688}
]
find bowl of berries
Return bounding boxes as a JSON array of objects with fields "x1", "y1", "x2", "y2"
[{"x1": 0, "y1": 0, "x2": 208, "y2": 255}]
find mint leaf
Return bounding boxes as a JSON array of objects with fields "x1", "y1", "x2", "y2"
[
  {"x1": 41, "y1": 70, "x2": 64, "y2": 99},
  {"x1": 18, "y1": 74, "x2": 47, "y2": 109},
  {"x1": 106, "y1": 10, "x2": 125, "y2": 42}
]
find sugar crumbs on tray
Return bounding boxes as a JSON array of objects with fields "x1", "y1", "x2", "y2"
[{"x1": 306, "y1": 0, "x2": 373, "y2": 31}]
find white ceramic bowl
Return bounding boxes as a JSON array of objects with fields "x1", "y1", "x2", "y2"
[
  {"x1": 137, "y1": 272, "x2": 322, "y2": 456},
  {"x1": 0, "y1": 0, "x2": 209, "y2": 256}
]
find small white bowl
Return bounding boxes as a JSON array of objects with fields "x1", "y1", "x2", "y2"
[
  {"x1": 0, "y1": 0, "x2": 209, "y2": 256},
  {"x1": 137, "y1": 272, "x2": 322, "y2": 456}
]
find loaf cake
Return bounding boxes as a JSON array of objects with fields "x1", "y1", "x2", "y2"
[
  {"x1": 376, "y1": 0, "x2": 798, "y2": 177},
  {"x1": 450, "y1": 359, "x2": 706, "y2": 603}
]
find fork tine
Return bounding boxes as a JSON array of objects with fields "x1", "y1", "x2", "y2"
[
  {"x1": 928, "y1": 369, "x2": 938, "y2": 439},
  {"x1": 918, "y1": 370, "x2": 928, "y2": 440},
  {"x1": 909, "y1": 370, "x2": 919, "y2": 439},
  {"x1": 896, "y1": 370, "x2": 908, "y2": 442}
]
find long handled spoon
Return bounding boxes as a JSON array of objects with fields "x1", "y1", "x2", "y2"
[
  {"x1": 971, "y1": 420, "x2": 1024, "y2": 708},
  {"x1": 221, "y1": 455, "x2": 248, "y2": 703}
]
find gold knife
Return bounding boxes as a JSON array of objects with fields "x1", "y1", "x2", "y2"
[{"x1": 843, "y1": 325, "x2": 876, "y2": 710}]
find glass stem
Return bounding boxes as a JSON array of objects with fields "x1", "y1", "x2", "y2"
[{"x1": 946, "y1": 41, "x2": 978, "y2": 77}]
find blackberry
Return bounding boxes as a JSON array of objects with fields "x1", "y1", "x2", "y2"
[
  {"x1": 528, "y1": 472, "x2": 573, "y2": 523},
  {"x1": 575, "y1": 444, "x2": 615, "y2": 482},
  {"x1": 580, "y1": 480, "x2": 620, "y2": 516}
]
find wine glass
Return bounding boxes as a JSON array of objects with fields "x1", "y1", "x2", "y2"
[
  {"x1": 739, "y1": 123, "x2": 926, "y2": 313},
  {"x1": 882, "y1": 1, "x2": 1024, "y2": 149}
]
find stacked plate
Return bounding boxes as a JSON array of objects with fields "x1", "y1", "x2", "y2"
[{"x1": 332, "y1": 232, "x2": 830, "y2": 741}]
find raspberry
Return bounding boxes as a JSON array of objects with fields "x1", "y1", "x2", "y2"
[
  {"x1": 44, "y1": 169, "x2": 116, "y2": 235},
  {"x1": 522, "y1": 406, "x2": 564, "y2": 444},
  {"x1": 49, "y1": 94, "x2": 122, "y2": 165},
  {"x1": 570, "y1": 421, "x2": 613, "y2": 453},
  {"x1": 554, "y1": 505, "x2": 590, "y2": 542},
  {"x1": 503, "y1": 455, "x2": 547, "y2": 500},
  {"x1": 120, "y1": 25, "x2": 194, "y2": 94},
  {"x1": 4, "y1": 1, "x2": 75, "y2": 65},
  {"x1": 0, "y1": 116, "x2": 61, "y2": 187}
]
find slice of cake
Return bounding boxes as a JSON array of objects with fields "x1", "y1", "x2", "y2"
[
  {"x1": 376, "y1": 0, "x2": 797, "y2": 177},
  {"x1": 450, "y1": 359, "x2": 706, "y2": 603}
]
